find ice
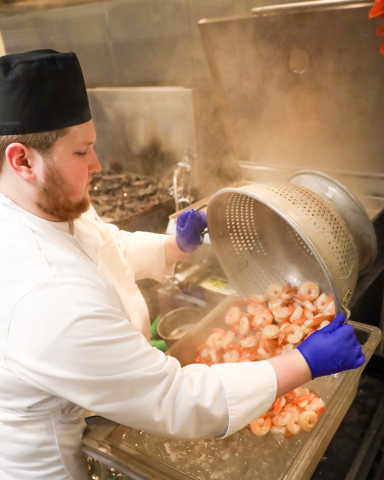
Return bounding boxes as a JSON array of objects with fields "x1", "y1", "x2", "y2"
[{"x1": 107, "y1": 371, "x2": 346, "y2": 480}]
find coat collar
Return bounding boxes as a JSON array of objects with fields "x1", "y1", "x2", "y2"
[{"x1": 0, "y1": 193, "x2": 94, "y2": 265}]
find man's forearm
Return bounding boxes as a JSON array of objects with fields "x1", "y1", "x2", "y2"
[
  {"x1": 165, "y1": 235, "x2": 188, "y2": 265},
  {"x1": 267, "y1": 349, "x2": 312, "y2": 399}
]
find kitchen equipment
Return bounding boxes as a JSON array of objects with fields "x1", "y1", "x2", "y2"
[
  {"x1": 203, "y1": 170, "x2": 376, "y2": 316},
  {"x1": 173, "y1": 148, "x2": 195, "y2": 212},
  {"x1": 83, "y1": 294, "x2": 381, "y2": 480},
  {"x1": 89, "y1": 170, "x2": 175, "y2": 233},
  {"x1": 197, "y1": 2, "x2": 384, "y2": 207},
  {"x1": 156, "y1": 307, "x2": 203, "y2": 347}
]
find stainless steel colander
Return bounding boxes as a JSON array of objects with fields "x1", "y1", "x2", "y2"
[{"x1": 205, "y1": 171, "x2": 377, "y2": 316}]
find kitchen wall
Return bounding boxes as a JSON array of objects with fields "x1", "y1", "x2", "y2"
[{"x1": 0, "y1": 0, "x2": 383, "y2": 206}]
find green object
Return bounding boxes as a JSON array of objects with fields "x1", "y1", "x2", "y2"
[
  {"x1": 151, "y1": 339, "x2": 168, "y2": 352},
  {"x1": 150, "y1": 314, "x2": 162, "y2": 340}
]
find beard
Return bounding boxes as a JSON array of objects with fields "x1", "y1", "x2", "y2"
[{"x1": 35, "y1": 160, "x2": 91, "y2": 222}]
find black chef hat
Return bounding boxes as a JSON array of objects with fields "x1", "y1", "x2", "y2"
[{"x1": 0, "y1": 49, "x2": 91, "y2": 136}]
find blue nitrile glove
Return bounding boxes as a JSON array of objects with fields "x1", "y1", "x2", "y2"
[
  {"x1": 176, "y1": 209, "x2": 207, "y2": 253},
  {"x1": 297, "y1": 313, "x2": 365, "y2": 379}
]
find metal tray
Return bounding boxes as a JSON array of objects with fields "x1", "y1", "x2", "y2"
[{"x1": 83, "y1": 295, "x2": 381, "y2": 480}]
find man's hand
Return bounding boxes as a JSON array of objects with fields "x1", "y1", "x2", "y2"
[
  {"x1": 297, "y1": 314, "x2": 365, "y2": 379},
  {"x1": 176, "y1": 209, "x2": 207, "y2": 253}
]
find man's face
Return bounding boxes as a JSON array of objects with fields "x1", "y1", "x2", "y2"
[{"x1": 35, "y1": 120, "x2": 101, "y2": 222}]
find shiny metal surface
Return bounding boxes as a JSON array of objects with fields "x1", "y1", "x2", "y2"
[
  {"x1": 87, "y1": 87, "x2": 197, "y2": 178},
  {"x1": 157, "y1": 307, "x2": 203, "y2": 347},
  {"x1": 238, "y1": 162, "x2": 384, "y2": 219},
  {"x1": 289, "y1": 170, "x2": 377, "y2": 274},
  {"x1": 0, "y1": 1, "x2": 116, "y2": 86},
  {"x1": 0, "y1": 29, "x2": 5, "y2": 55},
  {"x1": 198, "y1": 4, "x2": 384, "y2": 182},
  {"x1": 206, "y1": 178, "x2": 362, "y2": 313},
  {"x1": 1, "y1": 0, "x2": 384, "y2": 200},
  {"x1": 251, "y1": 0, "x2": 372, "y2": 15}
]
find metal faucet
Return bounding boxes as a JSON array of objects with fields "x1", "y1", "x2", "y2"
[{"x1": 173, "y1": 148, "x2": 195, "y2": 212}]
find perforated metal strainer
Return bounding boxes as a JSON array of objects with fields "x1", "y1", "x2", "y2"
[{"x1": 205, "y1": 171, "x2": 377, "y2": 316}]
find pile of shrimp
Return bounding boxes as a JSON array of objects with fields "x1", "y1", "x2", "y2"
[
  {"x1": 194, "y1": 281, "x2": 332, "y2": 437},
  {"x1": 249, "y1": 386, "x2": 324, "y2": 438},
  {"x1": 195, "y1": 281, "x2": 335, "y2": 365}
]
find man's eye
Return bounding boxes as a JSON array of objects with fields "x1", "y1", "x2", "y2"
[{"x1": 76, "y1": 151, "x2": 87, "y2": 157}]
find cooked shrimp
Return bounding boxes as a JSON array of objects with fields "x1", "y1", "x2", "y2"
[
  {"x1": 268, "y1": 298, "x2": 284, "y2": 310},
  {"x1": 239, "y1": 346, "x2": 260, "y2": 362},
  {"x1": 221, "y1": 330, "x2": 235, "y2": 349},
  {"x1": 206, "y1": 330, "x2": 226, "y2": 350},
  {"x1": 303, "y1": 300, "x2": 316, "y2": 312},
  {"x1": 301, "y1": 323, "x2": 314, "y2": 335},
  {"x1": 250, "y1": 416, "x2": 271, "y2": 436},
  {"x1": 240, "y1": 336, "x2": 258, "y2": 348},
  {"x1": 199, "y1": 348, "x2": 211, "y2": 364},
  {"x1": 209, "y1": 349, "x2": 220, "y2": 364},
  {"x1": 303, "y1": 309, "x2": 314, "y2": 320},
  {"x1": 280, "y1": 324, "x2": 303, "y2": 344},
  {"x1": 278, "y1": 322, "x2": 293, "y2": 345},
  {"x1": 223, "y1": 349, "x2": 240, "y2": 363},
  {"x1": 290, "y1": 305, "x2": 303, "y2": 323},
  {"x1": 314, "y1": 293, "x2": 328, "y2": 311},
  {"x1": 239, "y1": 316, "x2": 250, "y2": 337},
  {"x1": 299, "y1": 411, "x2": 317, "y2": 432},
  {"x1": 267, "y1": 284, "x2": 284, "y2": 300},
  {"x1": 304, "y1": 314, "x2": 333, "y2": 329},
  {"x1": 305, "y1": 397, "x2": 325, "y2": 412},
  {"x1": 273, "y1": 396, "x2": 286, "y2": 413},
  {"x1": 286, "y1": 387, "x2": 310, "y2": 401},
  {"x1": 225, "y1": 306, "x2": 243, "y2": 326},
  {"x1": 282, "y1": 343, "x2": 294, "y2": 354},
  {"x1": 322, "y1": 301, "x2": 335, "y2": 316},
  {"x1": 272, "y1": 411, "x2": 292, "y2": 427},
  {"x1": 272, "y1": 346, "x2": 282, "y2": 357},
  {"x1": 297, "y1": 281, "x2": 320, "y2": 301},
  {"x1": 253, "y1": 310, "x2": 273, "y2": 326},
  {"x1": 293, "y1": 298, "x2": 306, "y2": 308},
  {"x1": 286, "y1": 421, "x2": 301, "y2": 435},
  {"x1": 247, "y1": 303, "x2": 265, "y2": 316},
  {"x1": 283, "y1": 404, "x2": 301, "y2": 422},
  {"x1": 278, "y1": 320, "x2": 290, "y2": 329},
  {"x1": 257, "y1": 346, "x2": 270, "y2": 359},
  {"x1": 281, "y1": 282, "x2": 298, "y2": 300},
  {"x1": 294, "y1": 393, "x2": 316, "y2": 408},
  {"x1": 262, "y1": 324, "x2": 280, "y2": 339},
  {"x1": 319, "y1": 320, "x2": 330, "y2": 330},
  {"x1": 273, "y1": 305, "x2": 294, "y2": 320}
]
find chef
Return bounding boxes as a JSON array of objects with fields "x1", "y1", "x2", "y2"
[{"x1": 0, "y1": 50, "x2": 364, "y2": 480}]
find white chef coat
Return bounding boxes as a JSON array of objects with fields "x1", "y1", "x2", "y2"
[{"x1": 0, "y1": 193, "x2": 277, "y2": 480}]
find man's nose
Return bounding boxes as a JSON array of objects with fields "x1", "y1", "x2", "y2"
[{"x1": 89, "y1": 149, "x2": 102, "y2": 173}]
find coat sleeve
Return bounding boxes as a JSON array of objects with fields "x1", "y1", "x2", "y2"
[
  {"x1": 5, "y1": 277, "x2": 277, "y2": 439},
  {"x1": 91, "y1": 207, "x2": 175, "y2": 282}
]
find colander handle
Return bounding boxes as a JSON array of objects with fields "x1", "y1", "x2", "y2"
[
  {"x1": 195, "y1": 203, "x2": 209, "y2": 235},
  {"x1": 340, "y1": 289, "x2": 352, "y2": 321}
]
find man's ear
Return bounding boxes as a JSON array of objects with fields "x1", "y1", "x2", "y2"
[{"x1": 5, "y1": 143, "x2": 37, "y2": 180}]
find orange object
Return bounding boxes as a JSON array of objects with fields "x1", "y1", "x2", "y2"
[
  {"x1": 369, "y1": 0, "x2": 384, "y2": 19},
  {"x1": 369, "y1": 0, "x2": 384, "y2": 54}
]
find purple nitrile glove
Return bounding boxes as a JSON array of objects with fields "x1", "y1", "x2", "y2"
[
  {"x1": 297, "y1": 313, "x2": 365, "y2": 379},
  {"x1": 176, "y1": 209, "x2": 207, "y2": 253}
]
